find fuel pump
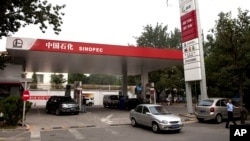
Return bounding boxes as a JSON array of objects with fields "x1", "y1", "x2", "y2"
[{"x1": 74, "y1": 87, "x2": 82, "y2": 111}]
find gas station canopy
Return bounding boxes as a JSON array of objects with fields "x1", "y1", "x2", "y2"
[{"x1": 6, "y1": 37, "x2": 183, "y2": 75}]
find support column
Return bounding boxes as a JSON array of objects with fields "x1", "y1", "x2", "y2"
[
  {"x1": 185, "y1": 82, "x2": 193, "y2": 113},
  {"x1": 141, "y1": 70, "x2": 148, "y2": 100},
  {"x1": 195, "y1": 0, "x2": 208, "y2": 100},
  {"x1": 122, "y1": 58, "x2": 128, "y2": 96}
]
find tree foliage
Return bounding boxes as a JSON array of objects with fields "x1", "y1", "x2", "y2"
[
  {"x1": 205, "y1": 9, "x2": 250, "y2": 114},
  {"x1": 88, "y1": 74, "x2": 121, "y2": 85},
  {"x1": 135, "y1": 23, "x2": 181, "y2": 49},
  {"x1": 67, "y1": 73, "x2": 90, "y2": 85},
  {"x1": 50, "y1": 73, "x2": 66, "y2": 89},
  {"x1": 0, "y1": 0, "x2": 66, "y2": 38},
  {"x1": 0, "y1": 96, "x2": 32, "y2": 126},
  {"x1": 30, "y1": 72, "x2": 38, "y2": 89},
  {"x1": 134, "y1": 23, "x2": 184, "y2": 97},
  {"x1": 0, "y1": 52, "x2": 11, "y2": 70}
]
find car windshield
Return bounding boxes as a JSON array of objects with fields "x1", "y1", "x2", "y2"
[
  {"x1": 149, "y1": 106, "x2": 171, "y2": 115},
  {"x1": 110, "y1": 96, "x2": 119, "y2": 100},
  {"x1": 198, "y1": 100, "x2": 213, "y2": 106},
  {"x1": 60, "y1": 97, "x2": 75, "y2": 102}
]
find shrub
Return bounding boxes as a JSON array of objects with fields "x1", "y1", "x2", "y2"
[{"x1": 0, "y1": 96, "x2": 32, "y2": 126}]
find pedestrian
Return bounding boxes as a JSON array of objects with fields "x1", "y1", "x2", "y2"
[
  {"x1": 82, "y1": 96, "x2": 87, "y2": 113},
  {"x1": 225, "y1": 98, "x2": 237, "y2": 128}
]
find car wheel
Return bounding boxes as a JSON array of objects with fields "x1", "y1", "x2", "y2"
[
  {"x1": 74, "y1": 112, "x2": 79, "y2": 115},
  {"x1": 175, "y1": 129, "x2": 181, "y2": 133},
  {"x1": 55, "y1": 109, "x2": 61, "y2": 115},
  {"x1": 242, "y1": 112, "x2": 247, "y2": 120},
  {"x1": 152, "y1": 123, "x2": 160, "y2": 133},
  {"x1": 45, "y1": 108, "x2": 50, "y2": 114},
  {"x1": 131, "y1": 118, "x2": 137, "y2": 127},
  {"x1": 215, "y1": 114, "x2": 222, "y2": 123},
  {"x1": 197, "y1": 118, "x2": 204, "y2": 122}
]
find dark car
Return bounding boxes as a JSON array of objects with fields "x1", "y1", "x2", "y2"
[
  {"x1": 125, "y1": 98, "x2": 142, "y2": 110},
  {"x1": 45, "y1": 96, "x2": 80, "y2": 115},
  {"x1": 103, "y1": 95, "x2": 119, "y2": 108}
]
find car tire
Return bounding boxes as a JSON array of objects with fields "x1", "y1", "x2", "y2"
[
  {"x1": 131, "y1": 118, "x2": 137, "y2": 127},
  {"x1": 152, "y1": 122, "x2": 160, "y2": 133},
  {"x1": 175, "y1": 129, "x2": 181, "y2": 133},
  {"x1": 215, "y1": 114, "x2": 222, "y2": 123},
  {"x1": 45, "y1": 108, "x2": 50, "y2": 114},
  {"x1": 197, "y1": 118, "x2": 204, "y2": 122},
  {"x1": 242, "y1": 112, "x2": 247, "y2": 120},
  {"x1": 55, "y1": 109, "x2": 61, "y2": 115}
]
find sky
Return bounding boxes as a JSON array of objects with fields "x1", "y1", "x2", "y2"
[{"x1": 0, "y1": 0, "x2": 249, "y2": 51}]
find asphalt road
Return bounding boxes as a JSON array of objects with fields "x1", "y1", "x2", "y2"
[{"x1": 0, "y1": 103, "x2": 248, "y2": 141}]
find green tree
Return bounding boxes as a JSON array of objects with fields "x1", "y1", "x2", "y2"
[
  {"x1": 0, "y1": 96, "x2": 32, "y2": 126},
  {"x1": 50, "y1": 73, "x2": 66, "y2": 89},
  {"x1": 0, "y1": 52, "x2": 11, "y2": 70},
  {"x1": 68, "y1": 73, "x2": 89, "y2": 84},
  {"x1": 0, "y1": 0, "x2": 66, "y2": 38},
  {"x1": 135, "y1": 23, "x2": 184, "y2": 97},
  {"x1": 88, "y1": 74, "x2": 120, "y2": 85},
  {"x1": 205, "y1": 9, "x2": 250, "y2": 123},
  {"x1": 30, "y1": 72, "x2": 38, "y2": 89},
  {"x1": 166, "y1": 28, "x2": 182, "y2": 49},
  {"x1": 135, "y1": 23, "x2": 169, "y2": 48}
]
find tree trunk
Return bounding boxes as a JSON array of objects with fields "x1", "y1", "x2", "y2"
[{"x1": 239, "y1": 81, "x2": 245, "y2": 124}]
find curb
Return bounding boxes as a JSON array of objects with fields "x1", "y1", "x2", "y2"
[
  {"x1": 40, "y1": 124, "x2": 96, "y2": 131},
  {"x1": 0, "y1": 123, "x2": 30, "y2": 131}
]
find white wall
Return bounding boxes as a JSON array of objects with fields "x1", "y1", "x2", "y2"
[
  {"x1": 26, "y1": 72, "x2": 68, "y2": 85},
  {"x1": 28, "y1": 90, "x2": 136, "y2": 107}
]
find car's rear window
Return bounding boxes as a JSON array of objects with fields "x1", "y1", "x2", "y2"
[
  {"x1": 198, "y1": 100, "x2": 214, "y2": 106},
  {"x1": 60, "y1": 97, "x2": 74, "y2": 102},
  {"x1": 110, "y1": 96, "x2": 119, "y2": 100}
]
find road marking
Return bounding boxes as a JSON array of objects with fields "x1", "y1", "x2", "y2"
[
  {"x1": 30, "y1": 130, "x2": 41, "y2": 141},
  {"x1": 69, "y1": 129, "x2": 86, "y2": 140},
  {"x1": 5, "y1": 132, "x2": 30, "y2": 141},
  {"x1": 101, "y1": 114, "x2": 113, "y2": 123}
]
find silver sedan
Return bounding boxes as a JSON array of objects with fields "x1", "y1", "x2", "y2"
[{"x1": 129, "y1": 104, "x2": 183, "y2": 133}]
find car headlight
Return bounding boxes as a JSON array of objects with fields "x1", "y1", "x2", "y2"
[
  {"x1": 61, "y1": 104, "x2": 69, "y2": 108},
  {"x1": 161, "y1": 120, "x2": 169, "y2": 124}
]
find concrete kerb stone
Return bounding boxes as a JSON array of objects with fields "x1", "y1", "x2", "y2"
[{"x1": 0, "y1": 123, "x2": 30, "y2": 131}]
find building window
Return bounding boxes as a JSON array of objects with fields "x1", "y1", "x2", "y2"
[{"x1": 37, "y1": 74, "x2": 44, "y2": 83}]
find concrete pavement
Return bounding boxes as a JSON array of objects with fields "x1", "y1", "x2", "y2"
[{"x1": 24, "y1": 103, "x2": 196, "y2": 131}]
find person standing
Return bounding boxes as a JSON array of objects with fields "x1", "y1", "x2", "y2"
[
  {"x1": 82, "y1": 96, "x2": 87, "y2": 113},
  {"x1": 225, "y1": 98, "x2": 237, "y2": 128}
]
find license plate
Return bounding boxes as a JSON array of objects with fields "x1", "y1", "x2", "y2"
[
  {"x1": 200, "y1": 110, "x2": 206, "y2": 113},
  {"x1": 171, "y1": 125, "x2": 180, "y2": 128}
]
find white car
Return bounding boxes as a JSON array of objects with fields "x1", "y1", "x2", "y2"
[
  {"x1": 130, "y1": 104, "x2": 183, "y2": 133},
  {"x1": 85, "y1": 98, "x2": 94, "y2": 106}
]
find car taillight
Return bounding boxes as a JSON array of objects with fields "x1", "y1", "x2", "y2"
[{"x1": 210, "y1": 107, "x2": 215, "y2": 112}]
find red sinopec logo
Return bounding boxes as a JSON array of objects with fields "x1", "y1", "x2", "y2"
[{"x1": 22, "y1": 90, "x2": 30, "y2": 101}]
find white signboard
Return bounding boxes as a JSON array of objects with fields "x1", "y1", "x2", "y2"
[
  {"x1": 179, "y1": 0, "x2": 196, "y2": 16},
  {"x1": 182, "y1": 38, "x2": 202, "y2": 80},
  {"x1": 184, "y1": 68, "x2": 202, "y2": 81}
]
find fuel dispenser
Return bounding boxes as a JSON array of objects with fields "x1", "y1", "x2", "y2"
[{"x1": 74, "y1": 87, "x2": 82, "y2": 111}]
